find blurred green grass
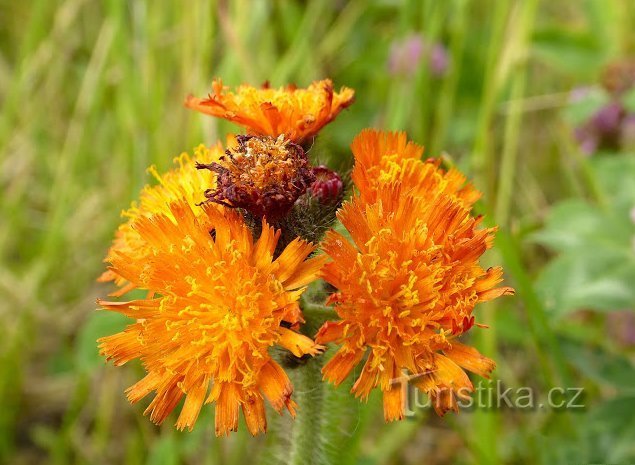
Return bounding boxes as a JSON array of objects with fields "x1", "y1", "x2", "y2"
[{"x1": 2, "y1": 1, "x2": 635, "y2": 464}]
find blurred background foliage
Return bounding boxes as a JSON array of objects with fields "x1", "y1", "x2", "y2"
[{"x1": 1, "y1": 0, "x2": 635, "y2": 464}]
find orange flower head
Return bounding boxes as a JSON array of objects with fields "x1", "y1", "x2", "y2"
[
  {"x1": 185, "y1": 79, "x2": 355, "y2": 144},
  {"x1": 351, "y1": 129, "x2": 481, "y2": 208},
  {"x1": 98, "y1": 201, "x2": 327, "y2": 436},
  {"x1": 317, "y1": 137, "x2": 514, "y2": 420},
  {"x1": 98, "y1": 144, "x2": 225, "y2": 295},
  {"x1": 197, "y1": 135, "x2": 315, "y2": 220}
]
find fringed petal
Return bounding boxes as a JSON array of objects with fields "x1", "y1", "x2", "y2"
[
  {"x1": 185, "y1": 79, "x2": 354, "y2": 143},
  {"x1": 315, "y1": 320, "x2": 349, "y2": 344},
  {"x1": 383, "y1": 381, "x2": 406, "y2": 422},
  {"x1": 444, "y1": 341, "x2": 496, "y2": 379},
  {"x1": 322, "y1": 348, "x2": 364, "y2": 386},
  {"x1": 242, "y1": 390, "x2": 267, "y2": 436},
  {"x1": 277, "y1": 327, "x2": 324, "y2": 357},
  {"x1": 282, "y1": 253, "x2": 328, "y2": 290},
  {"x1": 215, "y1": 382, "x2": 241, "y2": 436},
  {"x1": 258, "y1": 361, "x2": 294, "y2": 414},
  {"x1": 176, "y1": 376, "x2": 210, "y2": 431},
  {"x1": 98, "y1": 323, "x2": 143, "y2": 366}
]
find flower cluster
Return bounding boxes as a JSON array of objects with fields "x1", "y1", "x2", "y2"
[{"x1": 97, "y1": 78, "x2": 512, "y2": 435}]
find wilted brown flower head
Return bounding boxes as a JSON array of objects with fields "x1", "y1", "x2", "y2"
[{"x1": 197, "y1": 135, "x2": 315, "y2": 220}]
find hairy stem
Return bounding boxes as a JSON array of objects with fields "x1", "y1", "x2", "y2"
[
  {"x1": 287, "y1": 302, "x2": 329, "y2": 465},
  {"x1": 288, "y1": 354, "x2": 325, "y2": 465}
]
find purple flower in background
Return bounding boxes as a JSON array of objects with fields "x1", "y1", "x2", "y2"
[
  {"x1": 388, "y1": 34, "x2": 449, "y2": 78},
  {"x1": 573, "y1": 59, "x2": 635, "y2": 154},
  {"x1": 388, "y1": 35, "x2": 424, "y2": 77},
  {"x1": 574, "y1": 101, "x2": 627, "y2": 155},
  {"x1": 592, "y1": 102, "x2": 624, "y2": 134},
  {"x1": 429, "y1": 44, "x2": 449, "y2": 77}
]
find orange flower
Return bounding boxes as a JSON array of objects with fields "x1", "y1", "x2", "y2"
[
  {"x1": 185, "y1": 79, "x2": 355, "y2": 144},
  {"x1": 351, "y1": 129, "x2": 481, "y2": 208},
  {"x1": 99, "y1": 143, "x2": 224, "y2": 295},
  {"x1": 98, "y1": 201, "x2": 326, "y2": 436},
  {"x1": 316, "y1": 131, "x2": 514, "y2": 420}
]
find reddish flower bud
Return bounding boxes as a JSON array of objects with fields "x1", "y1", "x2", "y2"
[{"x1": 310, "y1": 166, "x2": 344, "y2": 204}]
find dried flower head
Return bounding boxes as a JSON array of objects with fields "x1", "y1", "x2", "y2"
[
  {"x1": 185, "y1": 79, "x2": 355, "y2": 144},
  {"x1": 197, "y1": 135, "x2": 315, "y2": 220},
  {"x1": 99, "y1": 201, "x2": 326, "y2": 436},
  {"x1": 99, "y1": 144, "x2": 224, "y2": 295},
  {"x1": 316, "y1": 130, "x2": 514, "y2": 420}
]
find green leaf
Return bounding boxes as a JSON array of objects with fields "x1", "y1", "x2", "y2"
[
  {"x1": 591, "y1": 156, "x2": 635, "y2": 209},
  {"x1": 532, "y1": 156, "x2": 635, "y2": 317},
  {"x1": 561, "y1": 339, "x2": 635, "y2": 390},
  {"x1": 536, "y1": 245, "x2": 635, "y2": 317},
  {"x1": 584, "y1": 395, "x2": 635, "y2": 463},
  {"x1": 531, "y1": 199, "x2": 634, "y2": 253},
  {"x1": 530, "y1": 200, "x2": 606, "y2": 251}
]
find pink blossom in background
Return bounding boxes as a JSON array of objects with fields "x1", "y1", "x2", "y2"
[
  {"x1": 429, "y1": 43, "x2": 449, "y2": 77},
  {"x1": 388, "y1": 34, "x2": 449, "y2": 78},
  {"x1": 388, "y1": 34, "x2": 424, "y2": 76},
  {"x1": 574, "y1": 101, "x2": 628, "y2": 154}
]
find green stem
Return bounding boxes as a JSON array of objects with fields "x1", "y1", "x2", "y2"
[
  {"x1": 287, "y1": 300, "x2": 330, "y2": 465},
  {"x1": 288, "y1": 354, "x2": 326, "y2": 465},
  {"x1": 302, "y1": 302, "x2": 338, "y2": 321}
]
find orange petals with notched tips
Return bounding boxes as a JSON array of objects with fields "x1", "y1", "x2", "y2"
[
  {"x1": 100, "y1": 144, "x2": 224, "y2": 292},
  {"x1": 185, "y1": 79, "x2": 355, "y2": 144},
  {"x1": 350, "y1": 129, "x2": 482, "y2": 209},
  {"x1": 321, "y1": 348, "x2": 365, "y2": 386},
  {"x1": 98, "y1": 323, "x2": 144, "y2": 366},
  {"x1": 258, "y1": 360, "x2": 295, "y2": 415},
  {"x1": 277, "y1": 327, "x2": 324, "y2": 358},
  {"x1": 315, "y1": 320, "x2": 349, "y2": 345},
  {"x1": 215, "y1": 383, "x2": 241, "y2": 436},
  {"x1": 444, "y1": 342, "x2": 496, "y2": 379},
  {"x1": 383, "y1": 381, "x2": 406, "y2": 422},
  {"x1": 317, "y1": 129, "x2": 513, "y2": 419},
  {"x1": 351, "y1": 128, "x2": 424, "y2": 169},
  {"x1": 98, "y1": 201, "x2": 323, "y2": 435},
  {"x1": 241, "y1": 391, "x2": 267, "y2": 436},
  {"x1": 176, "y1": 377, "x2": 210, "y2": 432}
]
